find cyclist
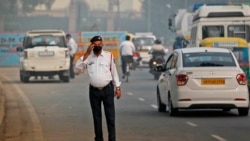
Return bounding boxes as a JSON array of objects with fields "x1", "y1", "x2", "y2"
[{"x1": 120, "y1": 35, "x2": 135, "y2": 79}]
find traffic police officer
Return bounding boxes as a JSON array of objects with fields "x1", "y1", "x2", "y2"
[{"x1": 75, "y1": 36, "x2": 121, "y2": 141}]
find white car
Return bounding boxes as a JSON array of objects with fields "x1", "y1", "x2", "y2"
[
  {"x1": 156, "y1": 47, "x2": 249, "y2": 116},
  {"x1": 17, "y1": 30, "x2": 70, "y2": 83}
]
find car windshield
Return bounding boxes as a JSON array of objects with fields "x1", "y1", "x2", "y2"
[
  {"x1": 183, "y1": 52, "x2": 236, "y2": 67},
  {"x1": 25, "y1": 35, "x2": 67, "y2": 48},
  {"x1": 133, "y1": 37, "x2": 154, "y2": 46}
]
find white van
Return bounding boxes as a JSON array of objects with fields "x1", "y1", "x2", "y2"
[
  {"x1": 190, "y1": 4, "x2": 250, "y2": 47},
  {"x1": 18, "y1": 30, "x2": 70, "y2": 83},
  {"x1": 132, "y1": 32, "x2": 156, "y2": 67}
]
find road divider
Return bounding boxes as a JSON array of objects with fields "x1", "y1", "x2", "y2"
[
  {"x1": 186, "y1": 121, "x2": 198, "y2": 127},
  {"x1": 211, "y1": 134, "x2": 227, "y2": 141}
]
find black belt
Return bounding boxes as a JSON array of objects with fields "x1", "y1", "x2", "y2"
[{"x1": 90, "y1": 81, "x2": 112, "y2": 91}]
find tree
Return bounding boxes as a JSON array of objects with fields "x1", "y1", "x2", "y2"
[{"x1": 0, "y1": 0, "x2": 55, "y2": 32}]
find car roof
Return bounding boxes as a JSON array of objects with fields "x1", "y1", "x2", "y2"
[
  {"x1": 26, "y1": 29, "x2": 65, "y2": 37},
  {"x1": 175, "y1": 47, "x2": 231, "y2": 54}
]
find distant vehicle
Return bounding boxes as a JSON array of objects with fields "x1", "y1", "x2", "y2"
[
  {"x1": 190, "y1": 4, "x2": 250, "y2": 47},
  {"x1": 132, "y1": 32, "x2": 156, "y2": 67},
  {"x1": 17, "y1": 29, "x2": 70, "y2": 83},
  {"x1": 168, "y1": 9, "x2": 193, "y2": 49},
  {"x1": 155, "y1": 47, "x2": 249, "y2": 116}
]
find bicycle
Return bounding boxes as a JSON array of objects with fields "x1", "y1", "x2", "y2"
[
  {"x1": 125, "y1": 62, "x2": 131, "y2": 82},
  {"x1": 122, "y1": 55, "x2": 133, "y2": 82}
]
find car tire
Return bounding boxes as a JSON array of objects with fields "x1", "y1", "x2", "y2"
[
  {"x1": 168, "y1": 97, "x2": 178, "y2": 116},
  {"x1": 238, "y1": 107, "x2": 249, "y2": 116},
  {"x1": 222, "y1": 108, "x2": 231, "y2": 112},
  {"x1": 157, "y1": 88, "x2": 166, "y2": 112},
  {"x1": 23, "y1": 76, "x2": 29, "y2": 83},
  {"x1": 62, "y1": 76, "x2": 70, "y2": 83},
  {"x1": 20, "y1": 71, "x2": 24, "y2": 82}
]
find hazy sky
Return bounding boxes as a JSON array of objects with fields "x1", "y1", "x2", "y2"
[{"x1": 36, "y1": 0, "x2": 142, "y2": 12}]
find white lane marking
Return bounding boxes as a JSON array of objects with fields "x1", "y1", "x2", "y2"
[
  {"x1": 138, "y1": 98, "x2": 145, "y2": 101},
  {"x1": 127, "y1": 92, "x2": 133, "y2": 95},
  {"x1": 151, "y1": 104, "x2": 158, "y2": 109},
  {"x1": 2, "y1": 75, "x2": 44, "y2": 141},
  {"x1": 211, "y1": 135, "x2": 227, "y2": 141},
  {"x1": 186, "y1": 121, "x2": 198, "y2": 127}
]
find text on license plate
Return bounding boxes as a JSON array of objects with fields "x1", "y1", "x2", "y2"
[
  {"x1": 39, "y1": 51, "x2": 54, "y2": 56},
  {"x1": 201, "y1": 79, "x2": 225, "y2": 85}
]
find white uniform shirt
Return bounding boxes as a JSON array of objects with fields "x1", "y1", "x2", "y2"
[
  {"x1": 120, "y1": 41, "x2": 135, "y2": 56},
  {"x1": 67, "y1": 38, "x2": 78, "y2": 57},
  {"x1": 75, "y1": 50, "x2": 121, "y2": 88}
]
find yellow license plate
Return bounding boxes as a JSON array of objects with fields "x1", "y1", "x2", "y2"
[{"x1": 201, "y1": 79, "x2": 225, "y2": 85}]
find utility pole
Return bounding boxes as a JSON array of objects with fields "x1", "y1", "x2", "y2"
[
  {"x1": 117, "y1": 0, "x2": 120, "y2": 31},
  {"x1": 107, "y1": 0, "x2": 114, "y2": 31},
  {"x1": 147, "y1": 0, "x2": 151, "y2": 32},
  {"x1": 68, "y1": 0, "x2": 77, "y2": 32}
]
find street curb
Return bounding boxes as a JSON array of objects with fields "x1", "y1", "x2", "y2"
[{"x1": 0, "y1": 81, "x2": 5, "y2": 127}]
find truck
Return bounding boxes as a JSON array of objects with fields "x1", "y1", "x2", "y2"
[
  {"x1": 189, "y1": 4, "x2": 250, "y2": 47},
  {"x1": 168, "y1": 8, "x2": 194, "y2": 49}
]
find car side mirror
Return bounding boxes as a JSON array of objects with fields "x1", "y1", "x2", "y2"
[
  {"x1": 154, "y1": 64, "x2": 165, "y2": 72},
  {"x1": 16, "y1": 47, "x2": 23, "y2": 52}
]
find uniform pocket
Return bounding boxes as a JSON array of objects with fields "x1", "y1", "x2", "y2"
[
  {"x1": 87, "y1": 64, "x2": 95, "y2": 73},
  {"x1": 100, "y1": 61, "x2": 110, "y2": 73}
]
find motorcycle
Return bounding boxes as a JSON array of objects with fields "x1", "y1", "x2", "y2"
[
  {"x1": 131, "y1": 52, "x2": 142, "y2": 70},
  {"x1": 149, "y1": 55, "x2": 165, "y2": 80}
]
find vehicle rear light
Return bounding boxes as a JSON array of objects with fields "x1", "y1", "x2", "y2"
[
  {"x1": 179, "y1": 98, "x2": 191, "y2": 101},
  {"x1": 234, "y1": 98, "x2": 246, "y2": 101},
  {"x1": 133, "y1": 52, "x2": 139, "y2": 57},
  {"x1": 23, "y1": 51, "x2": 28, "y2": 59},
  {"x1": 236, "y1": 73, "x2": 247, "y2": 85},
  {"x1": 176, "y1": 74, "x2": 189, "y2": 86}
]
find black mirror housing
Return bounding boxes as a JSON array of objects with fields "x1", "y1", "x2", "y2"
[
  {"x1": 16, "y1": 47, "x2": 23, "y2": 52},
  {"x1": 154, "y1": 65, "x2": 165, "y2": 72}
]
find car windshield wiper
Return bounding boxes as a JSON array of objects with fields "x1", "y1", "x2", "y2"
[{"x1": 197, "y1": 62, "x2": 224, "y2": 67}]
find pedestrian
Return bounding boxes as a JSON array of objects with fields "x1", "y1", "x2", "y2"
[
  {"x1": 66, "y1": 33, "x2": 78, "y2": 79},
  {"x1": 120, "y1": 35, "x2": 135, "y2": 78},
  {"x1": 75, "y1": 36, "x2": 122, "y2": 141}
]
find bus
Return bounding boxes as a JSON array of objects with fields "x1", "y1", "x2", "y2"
[{"x1": 190, "y1": 4, "x2": 250, "y2": 47}]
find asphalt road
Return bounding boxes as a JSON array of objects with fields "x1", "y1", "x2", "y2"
[{"x1": 0, "y1": 67, "x2": 250, "y2": 141}]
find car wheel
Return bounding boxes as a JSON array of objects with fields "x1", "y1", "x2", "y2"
[
  {"x1": 63, "y1": 76, "x2": 70, "y2": 83},
  {"x1": 168, "y1": 97, "x2": 178, "y2": 116},
  {"x1": 157, "y1": 88, "x2": 166, "y2": 112},
  {"x1": 238, "y1": 107, "x2": 249, "y2": 116},
  {"x1": 20, "y1": 71, "x2": 24, "y2": 82},
  {"x1": 222, "y1": 108, "x2": 231, "y2": 112},
  {"x1": 23, "y1": 76, "x2": 29, "y2": 83}
]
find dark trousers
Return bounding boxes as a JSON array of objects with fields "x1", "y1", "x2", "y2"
[
  {"x1": 121, "y1": 55, "x2": 133, "y2": 75},
  {"x1": 70, "y1": 56, "x2": 75, "y2": 78},
  {"x1": 89, "y1": 82, "x2": 116, "y2": 141}
]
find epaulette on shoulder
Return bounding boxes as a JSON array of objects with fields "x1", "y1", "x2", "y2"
[{"x1": 103, "y1": 50, "x2": 112, "y2": 55}]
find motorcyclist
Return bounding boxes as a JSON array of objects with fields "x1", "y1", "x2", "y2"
[{"x1": 149, "y1": 39, "x2": 165, "y2": 73}]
